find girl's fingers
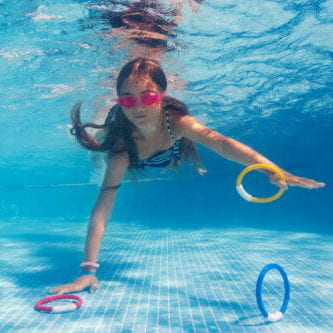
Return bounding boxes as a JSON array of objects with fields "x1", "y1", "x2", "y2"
[
  {"x1": 56, "y1": 288, "x2": 68, "y2": 295},
  {"x1": 48, "y1": 287, "x2": 61, "y2": 294},
  {"x1": 269, "y1": 173, "x2": 325, "y2": 190},
  {"x1": 287, "y1": 177, "x2": 326, "y2": 189},
  {"x1": 48, "y1": 283, "x2": 82, "y2": 295},
  {"x1": 48, "y1": 277, "x2": 97, "y2": 294}
]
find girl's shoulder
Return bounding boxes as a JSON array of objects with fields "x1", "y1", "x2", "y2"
[{"x1": 167, "y1": 109, "x2": 212, "y2": 142}]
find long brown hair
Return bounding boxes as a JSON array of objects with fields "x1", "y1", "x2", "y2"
[{"x1": 70, "y1": 58, "x2": 204, "y2": 172}]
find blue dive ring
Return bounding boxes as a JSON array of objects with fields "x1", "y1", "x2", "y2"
[{"x1": 256, "y1": 264, "x2": 290, "y2": 322}]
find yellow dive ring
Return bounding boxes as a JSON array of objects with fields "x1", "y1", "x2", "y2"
[{"x1": 236, "y1": 163, "x2": 286, "y2": 203}]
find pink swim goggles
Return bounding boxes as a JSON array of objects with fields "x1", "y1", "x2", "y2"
[{"x1": 116, "y1": 92, "x2": 165, "y2": 108}]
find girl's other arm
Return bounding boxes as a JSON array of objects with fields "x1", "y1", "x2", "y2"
[
  {"x1": 84, "y1": 152, "x2": 129, "y2": 266},
  {"x1": 48, "y1": 152, "x2": 129, "y2": 294}
]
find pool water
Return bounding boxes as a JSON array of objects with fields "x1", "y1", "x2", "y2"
[{"x1": 1, "y1": 0, "x2": 332, "y2": 332}]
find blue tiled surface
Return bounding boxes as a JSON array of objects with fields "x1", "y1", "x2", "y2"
[{"x1": 0, "y1": 219, "x2": 332, "y2": 332}]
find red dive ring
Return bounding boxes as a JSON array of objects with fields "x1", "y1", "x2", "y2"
[{"x1": 34, "y1": 294, "x2": 83, "y2": 313}]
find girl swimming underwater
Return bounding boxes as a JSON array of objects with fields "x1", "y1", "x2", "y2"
[{"x1": 49, "y1": 57, "x2": 325, "y2": 294}]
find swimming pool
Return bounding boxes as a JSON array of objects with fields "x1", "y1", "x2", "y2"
[{"x1": 1, "y1": 0, "x2": 332, "y2": 332}]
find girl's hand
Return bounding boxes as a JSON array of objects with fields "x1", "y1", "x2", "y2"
[
  {"x1": 269, "y1": 171, "x2": 326, "y2": 190},
  {"x1": 48, "y1": 275, "x2": 98, "y2": 295}
]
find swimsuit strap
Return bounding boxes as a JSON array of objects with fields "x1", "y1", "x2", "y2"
[{"x1": 165, "y1": 109, "x2": 176, "y2": 141}]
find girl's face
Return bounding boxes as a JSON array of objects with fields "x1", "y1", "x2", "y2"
[{"x1": 119, "y1": 74, "x2": 164, "y2": 131}]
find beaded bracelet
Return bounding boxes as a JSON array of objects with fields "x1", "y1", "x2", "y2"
[{"x1": 80, "y1": 262, "x2": 100, "y2": 269}]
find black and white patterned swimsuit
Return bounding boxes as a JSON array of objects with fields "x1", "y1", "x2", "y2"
[{"x1": 105, "y1": 107, "x2": 182, "y2": 168}]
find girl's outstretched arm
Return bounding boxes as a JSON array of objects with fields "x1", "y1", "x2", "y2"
[
  {"x1": 174, "y1": 114, "x2": 325, "y2": 189},
  {"x1": 49, "y1": 152, "x2": 129, "y2": 294}
]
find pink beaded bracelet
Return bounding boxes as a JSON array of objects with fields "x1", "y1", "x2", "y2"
[{"x1": 80, "y1": 261, "x2": 100, "y2": 269}]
